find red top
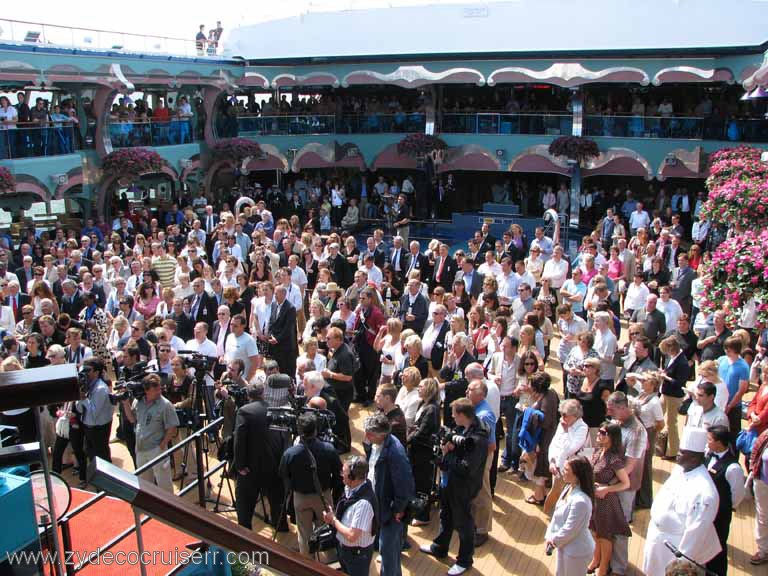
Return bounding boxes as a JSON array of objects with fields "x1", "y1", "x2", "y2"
[
  {"x1": 153, "y1": 108, "x2": 170, "y2": 122},
  {"x1": 748, "y1": 383, "x2": 768, "y2": 435}
]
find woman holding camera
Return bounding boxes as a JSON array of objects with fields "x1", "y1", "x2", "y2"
[
  {"x1": 545, "y1": 456, "x2": 596, "y2": 576},
  {"x1": 407, "y1": 378, "x2": 441, "y2": 525}
]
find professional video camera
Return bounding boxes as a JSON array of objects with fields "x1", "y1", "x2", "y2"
[
  {"x1": 266, "y1": 404, "x2": 337, "y2": 444},
  {"x1": 176, "y1": 351, "x2": 217, "y2": 373},
  {"x1": 111, "y1": 379, "x2": 147, "y2": 403},
  {"x1": 432, "y1": 425, "x2": 475, "y2": 457},
  {"x1": 219, "y1": 374, "x2": 249, "y2": 408}
]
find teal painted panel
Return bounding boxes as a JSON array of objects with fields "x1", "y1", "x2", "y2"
[
  {"x1": 150, "y1": 143, "x2": 201, "y2": 175},
  {"x1": 0, "y1": 153, "x2": 82, "y2": 195}
]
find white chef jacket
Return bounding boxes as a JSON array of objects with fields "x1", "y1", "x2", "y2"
[{"x1": 642, "y1": 464, "x2": 721, "y2": 576}]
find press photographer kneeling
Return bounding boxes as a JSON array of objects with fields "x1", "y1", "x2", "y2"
[{"x1": 120, "y1": 374, "x2": 180, "y2": 492}]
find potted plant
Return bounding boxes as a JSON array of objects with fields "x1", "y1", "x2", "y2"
[
  {"x1": 211, "y1": 138, "x2": 262, "y2": 162},
  {"x1": 102, "y1": 148, "x2": 166, "y2": 182},
  {"x1": 0, "y1": 167, "x2": 15, "y2": 192},
  {"x1": 397, "y1": 134, "x2": 448, "y2": 158},
  {"x1": 548, "y1": 136, "x2": 600, "y2": 165}
]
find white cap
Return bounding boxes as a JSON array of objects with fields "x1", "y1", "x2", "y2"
[{"x1": 680, "y1": 427, "x2": 708, "y2": 453}]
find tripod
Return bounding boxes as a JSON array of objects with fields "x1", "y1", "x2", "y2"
[{"x1": 176, "y1": 360, "x2": 236, "y2": 513}]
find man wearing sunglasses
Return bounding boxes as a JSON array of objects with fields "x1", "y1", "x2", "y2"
[{"x1": 75, "y1": 358, "x2": 114, "y2": 489}]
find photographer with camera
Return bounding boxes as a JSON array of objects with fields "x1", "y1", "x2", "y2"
[
  {"x1": 74, "y1": 357, "x2": 114, "y2": 489},
  {"x1": 215, "y1": 358, "x2": 246, "y2": 438},
  {"x1": 169, "y1": 355, "x2": 198, "y2": 482},
  {"x1": 303, "y1": 371, "x2": 350, "y2": 454},
  {"x1": 420, "y1": 398, "x2": 489, "y2": 576},
  {"x1": 279, "y1": 413, "x2": 343, "y2": 555},
  {"x1": 322, "y1": 456, "x2": 377, "y2": 576},
  {"x1": 115, "y1": 346, "x2": 146, "y2": 465},
  {"x1": 120, "y1": 373, "x2": 179, "y2": 492},
  {"x1": 363, "y1": 413, "x2": 415, "y2": 576},
  {"x1": 233, "y1": 383, "x2": 286, "y2": 531}
]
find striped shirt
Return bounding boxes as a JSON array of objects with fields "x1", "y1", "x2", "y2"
[
  {"x1": 337, "y1": 485, "x2": 375, "y2": 548},
  {"x1": 151, "y1": 255, "x2": 177, "y2": 289}
]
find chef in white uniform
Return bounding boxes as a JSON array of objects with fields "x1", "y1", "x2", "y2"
[{"x1": 642, "y1": 427, "x2": 721, "y2": 575}]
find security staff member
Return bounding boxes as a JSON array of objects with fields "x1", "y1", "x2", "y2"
[
  {"x1": 279, "y1": 413, "x2": 343, "y2": 555},
  {"x1": 323, "y1": 456, "x2": 378, "y2": 576},
  {"x1": 233, "y1": 383, "x2": 286, "y2": 530},
  {"x1": 420, "y1": 398, "x2": 489, "y2": 576}
]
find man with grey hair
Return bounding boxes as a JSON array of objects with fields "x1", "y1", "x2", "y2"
[
  {"x1": 363, "y1": 413, "x2": 414, "y2": 576},
  {"x1": 304, "y1": 370, "x2": 349, "y2": 454},
  {"x1": 593, "y1": 311, "x2": 617, "y2": 387},
  {"x1": 60, "y1": 278, "x2": 85, "y2": 318},
  {"x1": 466, "y1": 378, "x2": 496, "y2": 546},
  {"x1": 439, "y1": 333, "x2": 476, "y2": 427}
]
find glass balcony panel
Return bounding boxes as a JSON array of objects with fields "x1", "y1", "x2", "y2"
[{"x1": 0, "y1": 124, "x2": 80, "y2": 158}]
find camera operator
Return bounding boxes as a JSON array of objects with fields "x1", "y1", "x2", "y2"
[
  {"x1": 363, "y1": 413, "x2": 415, "y2": 576},
  {"x1": 233, "y1": 383, "x2": 286, "y2": 531},
  {"x1": 169, "y1": 355, "x2": 198, "y2": 481},
  {"x1": 303, "y1": 370, "x2": 350, "y2": 453},
  {"x1": 322, "y1": 456, "x2": 377, "y2": 576},
  {"x1": 264, "y1": 359, "x2": 293, "y2": 408},
  {"x1": 120, "y1": 374, "x2": 179, "y2": 492},
  {"x1": 279, "y1": 413, "x2": 343, "y2": 555},
  {"x1": 215, "y1": 358, "x2": 245, "y2": 439},
  {"x1": 420, "y1": 398, "x2": 489, "y2": 576},
  {"x1": 115, "y1": 346, "x2": 145, "y2": 465},
  {"x1": 74, "y1": 357, "x2": 114, "y2": 489}
]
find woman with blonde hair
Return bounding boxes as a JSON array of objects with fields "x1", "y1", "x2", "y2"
[
  {"x1": 694, "y1": 359, "x2": 728, "y2": 412},
  {"x1": 302, "y1": 299, "x2": 327, "y2": 344},
  {"x1": 396, "y1": 366, "x2": 422, "y2": 428},
  {"x1": 374, "y1": 317, "x2": 403, "y2": 384},
  {"x1": 407, "y1": 377, "x2": 441, "y2": 525}
]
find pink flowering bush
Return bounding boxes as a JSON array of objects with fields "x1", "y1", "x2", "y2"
[
  {"x1": 397, "y1": 134, "x2": 447, "y2": 157},
  {"x1": 211, "y1": 138, "x2": 261, "y2": 161},
  {"x1": 701, "y1": 230, "x2": 768, "y2": 325},
  {"x1": 700, "y1": 146, "x2": 768, "y2": 229},
  {"x1": 0, "y1": 167, "x2": 15, "y2": 192},
  {"x1": 102, "y1": 148, "x2": 166, "y2": 180}
]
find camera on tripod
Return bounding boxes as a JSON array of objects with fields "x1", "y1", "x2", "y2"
[
  {"x1": 177, "y1": 351, "x2": 216, "y2": 373},
  {"x1": 219, "y1": 375, "x2": 249, "y2": 408},
  {"x1": 432, "y1": 425, "x2": 475, "y2": 457},
  {"x1": 267, "y1": 404, "x2": 337, "y2": 444}
]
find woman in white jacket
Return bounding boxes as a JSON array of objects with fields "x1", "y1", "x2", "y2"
[
  {"x1": 545, "y1": 399, "x2": 590, "y2": 511},
  {"x1": 545, "y1": 456, "x2": 596, "y2": 576}
]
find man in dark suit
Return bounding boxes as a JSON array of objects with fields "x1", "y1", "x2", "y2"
[
  {"x1": 233, "y1": 383, "x2": 288, "y2": 530},
  {"x1": 389, "y1": 236, "x2": 409, "y2": 284},
  {"x1": 454, "y1": 258, "x2": 485, "y2": 301},
  {"x1": 404, "y1": 240, "x2": 429, "y2": 281},
  {"x1": 431, "y1": 243, "x2": 458, "y2": 293},
  {"x1": 268, "y1": 284, "x2": 298, "y2": 379},
  {"x1": 212, "y1": 305, "x2": 232, "y2": 347},
  {"x1": 399, "y1": 278, "x2": 429, "y2": 334},
  {"x1": 479, "y1": 223, "x2": 496, "y2": 255},
  {"x1": 186, "y1": 278, "x2": 217, "y2": 336},
  {"x1": 67, "y1": 250, "x2": 92, "y2": 277},
  {"x1": 14, "y1": 256, "x2": 34, "y2": 294},
  {"x1": 325, "y1": 242, "x2": 347, "y2": 288},
  {"x1": 422, "y1": 304, "x2": 450, "y2": 371},
  {"x1": 439, "y1": 332, "x2": 476, "y2": 427},
  {"x1": 202, "y1": 205, "x2": 219, "y2": 236},
  {"x1": 60, "y1": 279, "x2": 85, "y2": 318},
  {"x1": 5, "y1": 281, "x2": 30, "y2": 323},
  {"x1": 168, "y1": 299, "x2": 195, "y2": 342},
  {"x1": 671, "y1": 253, "x2": 696, "y2": 315}
]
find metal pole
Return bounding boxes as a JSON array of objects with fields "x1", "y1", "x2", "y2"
[
  {"x1": 33, "y1": 408, "x2": 66, "y2": 576},
  {"x1": 194, "y1": 434, "x2": 205, "y2": 507},
  {"x1": 132, "y1": 508, "x2": 148, "y2": 576}
]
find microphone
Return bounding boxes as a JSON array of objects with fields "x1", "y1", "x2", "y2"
[{"x1": 663, "y1": 541, "x2": 682, "y2": 557}]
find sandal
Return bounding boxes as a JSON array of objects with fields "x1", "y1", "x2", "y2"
[{"x1": 525, "y1": 495, "x2": 544, "y2": 506}]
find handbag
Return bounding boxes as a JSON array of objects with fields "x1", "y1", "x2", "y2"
[
  {"x1": 736, "y1": 428, "x2": 759, "y2": 456},
  {"x1": 55, "y1": 415, "x2": 70, "y2": 439},
  {"x1": 677, "y1": 396, "x2": 693, "y2": 416}
]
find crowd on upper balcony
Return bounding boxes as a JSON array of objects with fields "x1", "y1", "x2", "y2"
[
  {"x1": 441, "y1": 87, "x2": 571, "y2": 114},
  {"x1": 0, "y1": 92, "x2": 81, "y2": 159},
  {"x1": 109, "y1": 95, "x2": 203, "y2": 147}
]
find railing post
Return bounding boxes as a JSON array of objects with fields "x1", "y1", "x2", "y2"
[
  {"x1": 195, "y1": 433, "x2": 206, "y2": 508},
  {"x1": 60, "y1": 519, "x2": 75, "y2": 576},
  {"x1": 132, "y1": 508, "x2": 148, "y2": 576}
]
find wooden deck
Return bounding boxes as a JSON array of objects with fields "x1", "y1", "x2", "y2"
[{"x1": 59, "y1": 331, "x2": 766, "y2": 576}]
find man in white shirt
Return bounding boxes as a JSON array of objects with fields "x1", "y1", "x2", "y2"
[
  {"x1": 224, "y1": 315, "x2": 259, "y2": 382},
  {"x1": 362, "y1": 254, "x2": 383, "y2": 289},
  {"x1": 657, "y1": 286, "x2": 684, "y2": 330},
  {"x1": 624, "y1": 272, "x2": 650, "y2": 317},
  {"x1": 478, "y1": 250, "x2": 502, "y2": 282},
  {"x1": 514, "y1": 260, "x2": 536, "y2": 293},
  {"x1": 593, "y1": 312, "x2": 617, "y2": 386},
  {"x1": 628, "y1": 202, "x2": 651, "y2": 236},
  {"x1": 685, "y1": 381, "x2": 730, "y2": 430},
  {"x1": 279, "y1": 268, "x2": 304, "y2": 333},
  {"x1": 185, "y1": 322, "x2": 217, "y2": 359},
  {"x1": 541, "y1": 245, "x2": 568, "y2": 291},
  {"x1": 498, "y1": 257, "x2": 518, "y2": 307}
]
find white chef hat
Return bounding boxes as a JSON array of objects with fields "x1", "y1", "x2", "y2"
[{"x1": 680, "y1": 427, "x2": 708, "y2": 453}]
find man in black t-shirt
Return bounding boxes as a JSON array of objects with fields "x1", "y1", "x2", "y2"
[{"x1": 322, "y1": 327, "x2": 355, "y2": 412}]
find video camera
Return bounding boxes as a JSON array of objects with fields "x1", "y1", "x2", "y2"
[
  {"x1": 266, "y1": 403, "x2": 337, "y2": 444},
  {"x1": 219, "y1": 375, "x2": 248, "y2": 408},
  {"x1": 176, "y1": 350, "x2": 217, "y2": 373},
  {"x1": 432, "y1": 425, "x2": 475, "y2": 457},
  {"x1": 111, "y1": 379, "x2": 146, "y2": 403}
]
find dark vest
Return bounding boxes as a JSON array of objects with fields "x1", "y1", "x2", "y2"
[
  {"x1": 335, "y1": 479, "x2": 379, "y2": 538},
  {"x1": 706, "y1": 450, "x2": 738, "y2": 533}
]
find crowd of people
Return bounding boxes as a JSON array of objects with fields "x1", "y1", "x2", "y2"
[
  {"x1": 0, "y1": 92, "x2": 81, "y2": 158},
  {"x1": 0, "y1": 173, "x2": 765, "y2": 576}
]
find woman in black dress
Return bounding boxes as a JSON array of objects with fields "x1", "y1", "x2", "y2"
[
  {"x1": 301, "y1": 248, "x2": 319, "y2": 293},
  {"x1": 407, "y1": 377, "x2": 441, "y2": 524}
]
